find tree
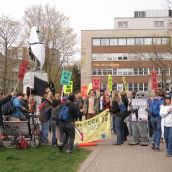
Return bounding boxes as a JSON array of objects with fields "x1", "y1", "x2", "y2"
[
  {"x1": 0, "y1": 15, "x2": 21, "y2": 93},
  {"x1": 23, "y1": 4, "x2": 77, "y2": 87}
]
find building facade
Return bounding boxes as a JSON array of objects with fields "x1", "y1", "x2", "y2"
[{"x1": 81, "y1": 9, "x2": 172, "y2": 92}]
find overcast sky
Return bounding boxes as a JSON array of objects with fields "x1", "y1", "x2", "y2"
[{"x1": 0, "y1": 0, "x2": 168, "y2": 34}]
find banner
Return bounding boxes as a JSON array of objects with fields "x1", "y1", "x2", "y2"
[
  {"x1": 108, "y1": 75, "x2": 112, "y2": 92},
  {"x1": 151, "y1": 70, "x2": 158, "y2": 90},
  {"x1": 60, "y1": 70, "x2": 72, "y2": 86},
  {"x1": 75, "y1": 111, "x2": 111, "y2": 143},
  {"x1": 18, "y1": 59, "x2": 29, "y2": 80},
  {"x1": 63, "y1": 81, "x2": 73, "y2": 94},
  {"x1": 92, "y1": 77, "x2": 100, "y2": 91}
]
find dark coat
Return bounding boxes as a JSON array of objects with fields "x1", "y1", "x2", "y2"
[{"x1": 0, "y1": 95, "x2": 12, "y2": 126}]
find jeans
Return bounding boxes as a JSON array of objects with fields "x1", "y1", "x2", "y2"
[
  {"x1": 151, "y1": 116, "x2": 161, "y2": 148},
  {"x1": 164, "y1": 126, "x2": 172, "y2": 155},
  {"x1": 41, "y1": 120, "x2": 49, "y2": 143},
  {"x1": 112, "y1": 116, "x2": 116, "y2": 133},
  {"x1": 59, "y1": 121, "x2": 75, "y2": 151},
  {"x1": 115, "y1": 116, "x2": 123, "y2": 144},
  {"x1": 51, "y1": 121, "x2": 57, "y2": 145}
]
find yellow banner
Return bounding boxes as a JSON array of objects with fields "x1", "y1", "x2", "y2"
[
  {"x1": 75, "y1": 111, "x2": 111, "y2": 143},
  {"x1": 108, "y1": 74, "x2": 112, "y2": 92}
]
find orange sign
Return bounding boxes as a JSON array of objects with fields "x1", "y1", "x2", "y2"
[{"x1": 81, "y1": 86, "x2": 88, "y2": 99}]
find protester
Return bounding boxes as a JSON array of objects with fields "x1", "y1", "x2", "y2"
[
  {"x1": 109, "y1": 91, "x2": 124, "y2": 145},
  {"x1": 10, "y1": 93, "x2": 29, "y2": 121},
  {"x1": 51, "y1": 99, "x2": 61, "y2": 145},
  {"x1": 84, "y1": 89, "x2": 99, "y2": 119},
  {"x1": 0, "y1": 92, "x2": 15, "y2": 127},
  {"x1": 160, "y1": 93, "x2": 172, "y2": 157},
  {"x1": 39, "y1": 93, "x2": 52, "y2": 144},
  {"x1": 150, "y1": 89, "x2": 164, "y2": 151},
  {"x1": 75, "y1": 92, "x2": 84, "y2": 121},
  {"x1": 99, "y1": 90, "x2": 106, "y2": 112},
  {"x1": 57, "y1": 94, "x2": 78, "y2": 154}
]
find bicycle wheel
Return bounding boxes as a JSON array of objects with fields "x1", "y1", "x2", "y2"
[
  {"x1": 30, "y1": 124, "x2": 41, "y2": 148},
  {"x1": 1, "y1": 126, "x2": 20, "y2": 148}
]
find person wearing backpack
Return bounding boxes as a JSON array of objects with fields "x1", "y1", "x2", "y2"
[
  {"x1": 57, "y1": 94, "x2": 78, "y2": 154},
  {"x1": 150, "y1": 90, "x2": 164, "y2": 151}
]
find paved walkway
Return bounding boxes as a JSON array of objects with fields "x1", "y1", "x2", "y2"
[{"x1": 78, "y1": 136, "x2": 172, "y2": 172}]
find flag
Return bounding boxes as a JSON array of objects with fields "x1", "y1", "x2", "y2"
[{"x1": 18, "y1": 59, "x2": 29, "y2": 80}]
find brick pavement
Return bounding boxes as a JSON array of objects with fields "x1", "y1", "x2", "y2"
[{"x1": 78, "y1": 136, "x2": 172, "y2": 172}]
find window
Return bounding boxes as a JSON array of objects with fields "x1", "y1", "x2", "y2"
[
  {"x1": 144, "y1": 83, "x2": 148, "y2": 91},
  {"x1": 107, "y1": 69, "x2": 112, "y2": 75},
  {"x1": 110, "y1": 38, "x2": 118, "y2": 45},
  {"x1": 97, "y1": 69, "x2": 102, "y2": 75},
  {"x1": 113, "y1": 69, "x2": 117, "y2": 75},
  {"x1": 139, "y1": 83, "x2": 143, "y2": 91},
  {"x1": 127, "y1": 38, "x2": 135, "y2": 45},
  {"x1": 112, "y1": 83, "x2": 117, "y2": 90},
  {"x1": 118, "y1": 21, "x2": 128, "y2": 28},
  {"x1": 128, "y1": 83, "x2": 133, "y2": 91},
  {"x1": 117, "y1": 83, "x2": 123, "y2": 91},
  {"x1": 134, "y1": 68, "x2": 138, "y2": 75},
  {"x1": 118, "y1": 38, "x2": 126, "y2": 45},
  {"x1": 92, "y1": 38, "x2": 100, "y2": 46},
  {"x1": 134, "y1": 83, "x2": 138, "y2": 91},
  {"x1": 139, "y1": 68, "x2": 143, "y2": 75},
  {"x1": 162, "y1": 38, "x2": 169, "y2": 45},
  {"x1": 101, "y1": 39, "x2": 109, "y2": 46},
  {"x1": 92, "y1": 69, "x2": 97, "y2": 75},
  {"x1": 118, "y1": 53, "x2": 123, "y2": 60},
  {"x1": 103, "y1": 69, "x2": 107, "y2": 75},
  {"x1": 123, "y1": 69, "x2": 128, "y2": 75},
  {"x1": 153, "y1": 38, "x2": 161, "y2": 45},
  {"x1": 154, "y1": 21, "x2": 164, "y2": 27},
  {"x1": 144, "y1": 68, "x2": 148, "y2": 75},
  {"x1": 136, "y1": 38, "x2": 144, "y2": 45},
  {"x1": 118, "y1": 69, "x2": 123, "y2": 75},
  {"x1": 123, "y1": 53, "x2": 128, "y2": 60},
  {"x1": 128, "y1": 69, "x2": 134, "y2": 75},
  {"x1": 144, "y1": 38, "x2": 152, "y2": 45}
]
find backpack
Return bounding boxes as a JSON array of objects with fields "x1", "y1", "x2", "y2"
[
  {"x1": 150, "y1": 99, "x2": 163, "y2": 117},
  {"x1": 58, "y1": 105, "x2": 70, "y2": 122},
  {"x1": 17, "y1": 136, "x2": 29, "y2": 149},
  {"x1": 2, "y1": 97, "x2": 16, "y2": 116}
]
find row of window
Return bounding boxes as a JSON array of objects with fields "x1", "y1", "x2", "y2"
[
  {"x1": 117, "y1": 21, "x2": 165, "y2": 28},
  {"x1": 92, "y1": 68, "x2": 172, "y2": 76},
  {"x1": 92, "y1": 53, "x2": 172, "y2": 61},
  {"x1": 92, "y1": 37, "x2": 169, "y2": 46},
  {"x1": 101, "y1": 83, "x2": 148, "y2": 91}
]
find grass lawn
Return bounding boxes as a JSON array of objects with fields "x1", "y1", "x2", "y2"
[{"x1": 0, "y1": 145, "x2": 91, "y2": 172}]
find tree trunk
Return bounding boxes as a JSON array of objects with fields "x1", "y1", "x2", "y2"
[{"x1": 3, "y1": 43, "x2": 8, "y2": 93}]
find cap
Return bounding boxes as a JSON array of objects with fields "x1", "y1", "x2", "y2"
[{"x1": 165, "y1": 94, "x2": 171, "y2": 99}]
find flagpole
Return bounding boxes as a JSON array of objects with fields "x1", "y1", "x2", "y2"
[{"x1": 14, "y1": 79, "x2": 20, "y2": 92}]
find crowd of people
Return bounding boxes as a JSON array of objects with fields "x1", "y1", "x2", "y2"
[{"x1": 0, "y1": 88, "x2": 172, "y2": 157}]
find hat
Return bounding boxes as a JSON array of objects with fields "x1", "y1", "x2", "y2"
[{"x1": 165, "y1": 94, "x2": 171, "y2": 99}]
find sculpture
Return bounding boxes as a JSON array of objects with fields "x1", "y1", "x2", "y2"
[{"x1": 28, "y1": 26, "x2": 45, "y2": 71}]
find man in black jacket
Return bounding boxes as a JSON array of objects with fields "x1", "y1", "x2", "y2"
[
  {"x1": 0, "y1": 92, "x2": 15, "y2": 127},
  {"x1": 57, "y1": 94, "x2": 78, "y2": 154}
]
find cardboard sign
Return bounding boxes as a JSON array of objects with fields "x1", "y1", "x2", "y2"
[
  {"x1": 63, "y1": 81, "x2": 73, "y2": 94},
  {"x1": 122, "y1": 77, "x2": 128, "y2": 91},
  {"x1": 92, "y1": 77, "x2": 100, "y2": 91},
  {"x1": 60, "y1": 70, "x2": 72, "y2": 86}
]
